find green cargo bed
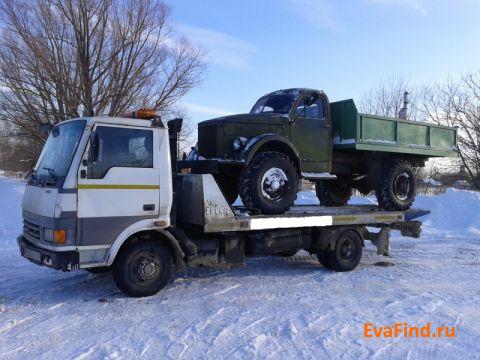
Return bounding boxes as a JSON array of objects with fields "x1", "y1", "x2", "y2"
[{"x1": 330, "y1": 99, "x2": 457, "y2": 157}]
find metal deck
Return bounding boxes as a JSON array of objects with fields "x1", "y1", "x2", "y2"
[
  {"x1": 178, "y1": 173, "x2": 430, "y2": 233},
  {"x1": 208, "y1": 205, "x2": 429, "y2": 233}
]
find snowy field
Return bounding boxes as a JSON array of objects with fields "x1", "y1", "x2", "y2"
[{"x1": 1, "y1": 176, "x2": 479, "y2": 359}]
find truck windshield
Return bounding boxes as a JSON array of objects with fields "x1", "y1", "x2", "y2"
[
  {"x1": 32, "y1": 120, "x2": 86, "y2": 185},
  {"x1": 250, "y1": 92, "x2": 299, "y2": 115}
]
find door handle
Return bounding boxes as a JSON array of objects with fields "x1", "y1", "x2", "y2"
[{"x1": 143, "y1": 204, "x2": 155, "y2": 211}]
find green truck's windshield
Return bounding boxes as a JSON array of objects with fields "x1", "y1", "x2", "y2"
[
  {"x1": 250, "y1": 91, "x2": 299, "y2": 115},
  {"x1": 33, "y1": 120, "x2": 86, "y2": 185}
]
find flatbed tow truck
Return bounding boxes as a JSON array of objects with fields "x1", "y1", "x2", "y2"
[{"x1": 18, "y1": 112, "x2": 428, "y2": 297}]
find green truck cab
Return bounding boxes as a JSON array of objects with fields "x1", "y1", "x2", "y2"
[{"x1": 182, "y1": 88, "x2": 457, "y2": 215}]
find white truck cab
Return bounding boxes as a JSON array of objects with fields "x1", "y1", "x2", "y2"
[
  {"x1": 18, "y1": 112, "x2": 426, "y2": 297},
  {"x1": 19, "y1": 114, "x2": 175, "y2": 272}
]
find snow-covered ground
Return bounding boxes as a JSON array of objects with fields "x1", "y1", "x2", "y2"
[{"x1": 1, "y1": 177, "x2": 479, "y2": 359}]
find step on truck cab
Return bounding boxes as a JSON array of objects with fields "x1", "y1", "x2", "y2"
[{"x1": 18, "y1": 111, "x2": 428, "y2": 297}]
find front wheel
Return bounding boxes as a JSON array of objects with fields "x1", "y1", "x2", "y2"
[
  {"x1": 239, "y1": 151, "x2": 298, "y2": 215},
  {"x1": 113, "y1": 239, "x2": 173, "y2": 297}
]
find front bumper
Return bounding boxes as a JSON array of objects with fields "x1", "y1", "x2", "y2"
[{"x1": 17, "y1": 236, "x2": 80, "y2": 271}]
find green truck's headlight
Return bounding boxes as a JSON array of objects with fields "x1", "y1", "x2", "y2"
[{"x1": 233, "y1": 137, "x2": 247, "y2": 151}]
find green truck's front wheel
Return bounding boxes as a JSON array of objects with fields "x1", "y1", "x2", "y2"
[
  {"x1": 376, "y1": 160, "x2": 417, "y2": 211},
  {"x1": 239, "y1": 151, "x2": 298, "y2": 215}
]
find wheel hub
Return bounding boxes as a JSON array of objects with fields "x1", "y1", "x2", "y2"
[
  {"x1": 340, "y1": 239, "x2": 355, "y2": 260},
  {"x1": 135, "y1": 257, "x2": 160, "y2": 281},
  {"x1": 261, "y1": 167, "x2": 288, "y2": 202},
  {"x1": 270, "y1": 179, "x2": 280, "y2": 191},
  {"x1": 393, "y1": 172, "x2": 411, "y2": 201}
]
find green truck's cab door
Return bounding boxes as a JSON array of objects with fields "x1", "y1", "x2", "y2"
[{"x1": 289, "y1": 92, "x2": 332, "y2": 173}]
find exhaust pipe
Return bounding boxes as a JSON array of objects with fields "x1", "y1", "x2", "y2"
[
  {"x1": 167, "y1": 118, "x2": 183, "y2": 228},
  {"x1": 167, "y1": 118, "x2": 183, "y2": 174}
]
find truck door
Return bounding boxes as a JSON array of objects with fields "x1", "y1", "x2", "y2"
[
  {"x1": 77, "y1": 124, "x2": 160, "y2": 247},
  {"x1": 289, "y1": 92, "x2": 332, "y2": 173}
]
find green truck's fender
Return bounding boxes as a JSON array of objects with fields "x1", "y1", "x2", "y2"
[{"x1": 241, "y1": 134, "x2": 301, "y2": 172}]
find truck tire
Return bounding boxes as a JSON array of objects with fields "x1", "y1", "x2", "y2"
[
  {"x1": 214, "y1": 175, "x2": 239, "y2": 205},
  {"x1": 315, "y1": 177, "x2": 352, "y2": 206},
  {"x1": 318, "y1": 230, "x2": 363, "y2": 272},
  {"x1": 376, "y1": 160, "x2": 416, "y2": 211},
  {"x1": 113, "y1": 239, "x2": 173, "y2": 297},
  {"x1": 239, "y1": 151, "x2": 298, "y2": 215}
]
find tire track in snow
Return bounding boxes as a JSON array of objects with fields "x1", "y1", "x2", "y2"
[{"x1": 214, "y1": 284, "x2": 241, "y2": 296}]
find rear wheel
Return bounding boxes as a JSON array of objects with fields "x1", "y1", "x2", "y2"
[
  {"x1": 317, "y1": 230, "x2": 362, "y2": 272},
  {"x1": 376, "y1": 160, "x2": 416, "y2": 210},
  {"x1": 239, "y1": 151, "x2": 298, "y2": 215},
  {"x1": 113, "y1": 239, "x2": 172, "y2": 297},
  {"x1": 316, "y1": 177, "x2": 352, "y2": 206}
]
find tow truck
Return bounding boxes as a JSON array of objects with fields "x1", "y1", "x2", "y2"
[{"x1": 18, "y1": 111, "x2": 428, "y2": 297}]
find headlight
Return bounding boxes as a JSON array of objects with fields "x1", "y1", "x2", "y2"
[
  {"x1": 233, "y1": 137, "x2": 247, "y2": 151},
  {"x1": 44, "y1": 228, "x2": 54, "y2": 243},
  {"x1": 43, "y1": 228, "x2": 66, "y2": 244}
]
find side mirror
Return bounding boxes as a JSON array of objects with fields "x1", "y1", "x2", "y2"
[
  {"x1": 39, "y1": 123, "x2": 52, "y2": 137},
  {"x1": 89, "y1": 131, "x2": 100, "y2": 162}
]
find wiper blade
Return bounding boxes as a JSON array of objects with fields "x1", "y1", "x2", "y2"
[
  {"x1": 42, "y1": 167, "x2": 57, "y2": 185},
  {"x1": 43, "y1": 167, "x2": 56, "y2": 178}
]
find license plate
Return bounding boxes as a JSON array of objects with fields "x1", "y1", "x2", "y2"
[{"x1": 23, "y1": 247, "x2": 42, "y2": 262}]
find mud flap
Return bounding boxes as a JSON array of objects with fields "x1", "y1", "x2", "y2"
[{"x1": 364, "y1": 227, "x2": 391, "y2": 256}]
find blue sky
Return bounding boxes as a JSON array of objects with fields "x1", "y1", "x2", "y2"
[{"x1": 168, "y1": 0, "x2": 480, "y2": 123}]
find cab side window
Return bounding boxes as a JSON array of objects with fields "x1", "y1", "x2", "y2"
[
  {"x1": 89, "y1": 126, "x2": 153, "y2": 179},
  {"x1": 295, "y1": 94, "x2": 325, "y2": 120}
]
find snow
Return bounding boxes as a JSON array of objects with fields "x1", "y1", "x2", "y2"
[
  {"x1": 363, "y1": 139, "x2": 397, "y2": 144},
  {"x1": 422, "y1": 177, "x2": 442, "y2": 186},
  {"x1": 332, "y1": 136, "x2": 355, "y2": 145},
  {"x1": 1, "y1": 177, "x2": 480, "y2": 359}
]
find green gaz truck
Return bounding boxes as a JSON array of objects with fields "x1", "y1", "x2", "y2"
[{"x1": 182, "y1": 88, "x2": 457, "y2": 215}]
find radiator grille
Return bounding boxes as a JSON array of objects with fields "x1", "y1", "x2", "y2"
[
  {"x1": 23, "y1": 219, "x2": 40, "y2": 240},
  {"x1": 198, "y1": 125, "x2": 217, "y2": 158}
]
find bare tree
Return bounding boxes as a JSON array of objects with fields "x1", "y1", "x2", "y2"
[
  {"x1": 360, "y1": 74, "x2": 480, "y2": 190},
  {"x1": 419, "y1": 74, "x2": 480, "y2": 190},
  {"x1": 0, "y1": 0, "x2": 205, "y2": 164},
  {"x1": 358, "y1": 77, "x2": 448, "y2": 187},
  {"x1": 359, "y1": 77, "x2": 419, "y2": 120}
]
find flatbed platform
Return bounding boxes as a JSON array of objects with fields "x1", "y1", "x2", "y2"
[{"x1": 178, "y1": 174, "x2": 430, "y2": 233}]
